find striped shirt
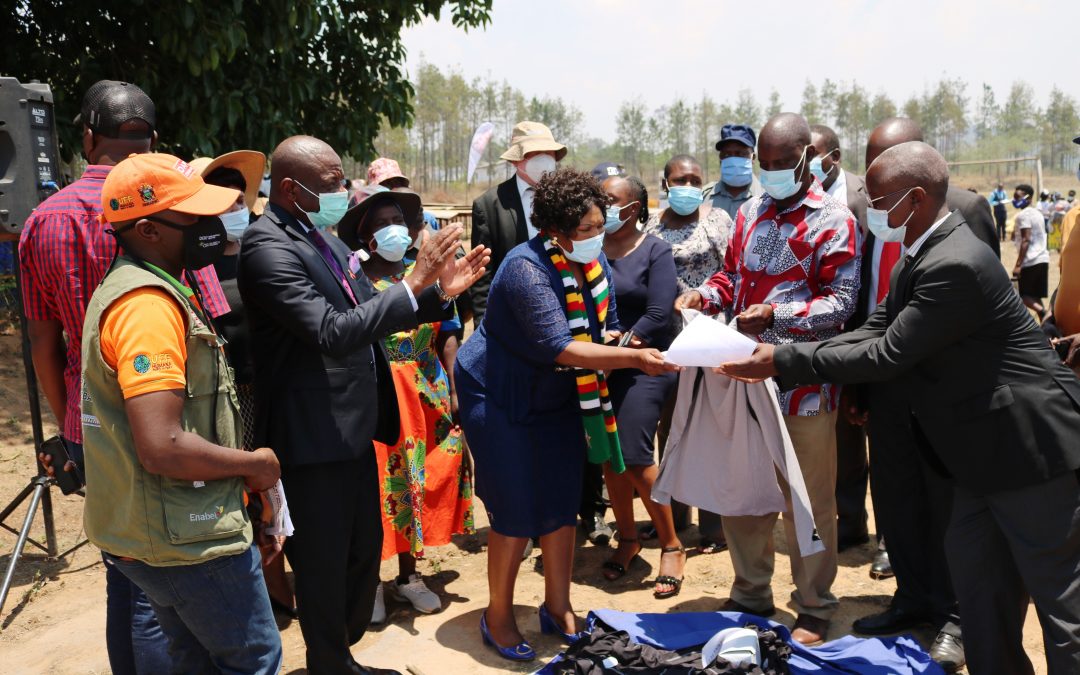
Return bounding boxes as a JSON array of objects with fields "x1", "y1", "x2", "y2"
[{"x1": 19, "y1": 165, "x2": 229, "y2": 442}]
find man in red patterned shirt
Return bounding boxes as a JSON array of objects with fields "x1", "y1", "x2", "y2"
[
  {"x1": 676, "y1": 113, "x2": 861, "y2": 645},
  {"x1": 19, "y1": 80, "x2": 229, "y2": 674}
]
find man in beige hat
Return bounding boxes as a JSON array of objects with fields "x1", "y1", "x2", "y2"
[{"x1": 469, "y1": 121, "x2": 566, "y2": 326}]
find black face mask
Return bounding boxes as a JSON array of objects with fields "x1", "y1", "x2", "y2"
[{"x1": 146, "y1": 215, "x2": 227, "y2": 270}]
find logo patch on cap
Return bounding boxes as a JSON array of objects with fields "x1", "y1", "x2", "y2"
[
  {"x1": 138, "y1": 184, "x2": 157, "y2": 206},
  {"x1": 114, "y1": 195, "x2": 134, "y2": 210},
  {"x1": 173, "y1": 159, "x2": 195, "y2": 179}
]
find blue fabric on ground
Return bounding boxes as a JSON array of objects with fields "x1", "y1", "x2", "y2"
[{"x1": 536, "y1": 609, "x2": 943, "y2": 674}]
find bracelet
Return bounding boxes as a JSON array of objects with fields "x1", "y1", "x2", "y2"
[{"x1": 434, "y1": 280, "x2": 458, "y2": 303}]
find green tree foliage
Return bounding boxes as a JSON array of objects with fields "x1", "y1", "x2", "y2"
[{"x1": 3, "y1": 0, "x2": 492, "y2": 161}]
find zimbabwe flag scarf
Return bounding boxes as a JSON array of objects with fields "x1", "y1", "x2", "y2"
[{"x1": 544, "y1": 235, "x2": 625, "y2": 473}]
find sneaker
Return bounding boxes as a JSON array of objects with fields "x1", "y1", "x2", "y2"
[
  {"x1": 371, "y1": 581, "x2": 387, "y2": 624},
  {"x1": 388, "y1": 573, "x2": 442, "y2": 614}
]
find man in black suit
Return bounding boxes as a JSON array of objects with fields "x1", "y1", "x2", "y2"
[
  {"x1": 721, "y1": 141, "x2": 1080, "y2": 675},
  {"x1": 809, "y1": 124, "x2": 873, "y2": 549},
  {"x1": 238, "y1": 136, "x2": 489, "y2": 675}
]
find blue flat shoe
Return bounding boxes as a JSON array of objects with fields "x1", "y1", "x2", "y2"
[
  {"x1": 538, "y1": 603, "x2": 585, "y2": 644},
  {"x1": 479, "y1": 612, "x2": 535, "y2": 661}
]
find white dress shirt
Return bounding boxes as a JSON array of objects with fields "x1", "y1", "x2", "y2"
[{"x1": 516, "y1": 174, "x2": 540, "y2": 239}]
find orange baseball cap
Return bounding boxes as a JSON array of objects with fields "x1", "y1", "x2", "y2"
[{"x1": 101, "y1": 153, "x2": 240, "y2": 224}]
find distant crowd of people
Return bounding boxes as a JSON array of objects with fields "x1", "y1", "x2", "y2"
[{"x1": 16, "y1": 79, "x2": 1080, "y2": 675}]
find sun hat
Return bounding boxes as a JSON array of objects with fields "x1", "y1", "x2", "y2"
[
  {"x1": 499, "y1": 121, "x2": 567, "y2": 162},
  {"x1": 189, "y1": 150, "x2": 266, "y2": 210},
  {"x1": 337, "y1": 185, "x2": 421, "y2": 251},
  {"x1": 367, "y1": 158, "x2": 409, "y2": 187}
]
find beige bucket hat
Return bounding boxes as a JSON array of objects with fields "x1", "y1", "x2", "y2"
[
  {"x1": 499, "y1": 121, "x2": 567, "y2": 162},
  {"x1": 189, "y1": 150, "x2": 266, "y2": 210}
]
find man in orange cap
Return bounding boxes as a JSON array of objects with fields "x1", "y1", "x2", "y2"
[{"x1": 81, "y1": 153, "x2": 283, "y2": 673}]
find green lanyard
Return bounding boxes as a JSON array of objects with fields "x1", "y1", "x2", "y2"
[{"x1": 141, "y1": 261, "x2": 214, "y2": 332}]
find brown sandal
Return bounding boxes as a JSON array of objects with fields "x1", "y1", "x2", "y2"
[
  {"x1": 601, "y1": 537, "x2": 642, "y2": 581},
  {"x1": 653, "y1": 546, "x2": 685, "y2": 598}
]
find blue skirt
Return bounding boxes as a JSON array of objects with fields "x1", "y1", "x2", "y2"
[{"x1": 456, "y1": 366, "x2": 586, "y2": 538}]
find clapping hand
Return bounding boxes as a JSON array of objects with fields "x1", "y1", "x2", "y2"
[
  {"x1": 440, "y1": 242, "x2": 490, "y2": 298},
  {"x1": 714, "y1": 343, "x2": 777, "y2": 382}
]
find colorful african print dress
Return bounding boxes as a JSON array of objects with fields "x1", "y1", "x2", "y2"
[{"x1": 370, "y1": 264, "x2": 474, "y2": 560}]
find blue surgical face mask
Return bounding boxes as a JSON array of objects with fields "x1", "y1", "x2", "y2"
[
  {"x1": 220, "y1": 207, "x2": 250, "y2": 242},
  {"x1": 867, "y1": 187, "x2": 916, "y2": 243},
  {"x1": 560, "y1": 232, "x2": 605, "y2": 264},
  {"x1": 667, "y1": 185, "x2": 704, "y2": 216},
  {"x1": 809, "y1": 150, "x2": 838, "y2": 184},
  {"x1": 720, "y1": 156, "x2": 753, "y2": 187},
  {"x1": 294, "y1": 180, "x2": 349, "y2": 230},
  {"x1": 604, "y1": 204, "x2": 631, "y2": 234},
  {"x1": 1012, "y1": 196, "x2": 1030, "y2": 209},
  {"x1": 759, "y1": 147, "x2": 808, "y2": 201},
  {"x1": 372, "y1": 223, "x2": 412, "y2": 262}
]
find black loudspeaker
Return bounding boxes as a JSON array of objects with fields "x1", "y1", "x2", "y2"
[{"x1": 0, "y1": 77, "x2": 63, "y2": 234}]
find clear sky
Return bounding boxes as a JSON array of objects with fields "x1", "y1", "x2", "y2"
[{"x1": 402, "y1": 0, "x2": 1080, "y2": 140}]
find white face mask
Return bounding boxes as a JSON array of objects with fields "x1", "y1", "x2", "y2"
[
  {"x1": 220, "y1": 207, "x2": 250, "y2": 242},
  {"x1": 522, "y1": 154, "x2": 557, "y2": 184},
  {"x1": 866, "y1": 187, "x2": 916, "y2": 243}
]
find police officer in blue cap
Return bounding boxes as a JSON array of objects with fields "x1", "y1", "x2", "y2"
[{"x1": 702, "y1": 124, "x2": 762, "y2": 220}]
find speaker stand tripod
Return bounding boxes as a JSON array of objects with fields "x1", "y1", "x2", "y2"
[{"x1": 0, "y1": 249, "x2": 88, "y2": 617}]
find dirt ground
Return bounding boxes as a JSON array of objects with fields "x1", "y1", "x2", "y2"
[{"x1": 0, "y1": 244, "x2": 1059, "y2": 674}]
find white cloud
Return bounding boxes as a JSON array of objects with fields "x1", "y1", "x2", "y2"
[{"x1": 402, "y1": 0, "x2": 1080, "y2": 140}]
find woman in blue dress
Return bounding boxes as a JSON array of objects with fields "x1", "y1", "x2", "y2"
[{"x1": 455, "y1": 168, "x2": 677, "y2": 662}]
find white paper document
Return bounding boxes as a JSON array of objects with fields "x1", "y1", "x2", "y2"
[{"x1": 663, "y1": 309, "x2": 758, "y2": 367}]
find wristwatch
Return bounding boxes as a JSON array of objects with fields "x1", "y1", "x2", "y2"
[{"x1": 433, "y1": 280, "x2": 457, "y2": 304}]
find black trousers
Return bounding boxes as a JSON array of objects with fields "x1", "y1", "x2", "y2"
[
  {"x1": 947, "y1": 471, "x2": 1080, "y2": 675},
  {"x1": 283, "y1": 455, "x2": 382, "y2": 675},
  {"x1": 867, "y1": 391, "x2": 959, "y2": 634},
  {"x1": 994, "y1": 205, "x2": 1008, "y2": 240},
  {"x1": 834, "y1": 415, "x2": 869, "y2": 541},
  {"x1": 579, "y1": 459, "x2": 607, "y2": 523}
]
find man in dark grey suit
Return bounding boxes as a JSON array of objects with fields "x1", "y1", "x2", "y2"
[
  {"x1": 809, "y1": 123, "x2": 873, "y2": 549},
  {"x1": 239, "y1": 136, "x2": 489, "y2": 675},
  {"x1": 721, "y1": 141, "x2": 1080, "y2": 675}
]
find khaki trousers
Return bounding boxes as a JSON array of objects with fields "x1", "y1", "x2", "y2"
[{"x1": 722, "y1": 409, "x2": 839, "y2": 619}]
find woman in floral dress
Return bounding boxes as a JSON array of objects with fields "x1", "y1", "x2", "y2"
[{"x1": 344, "y1": 187, "x2": 474, "y2": 622}]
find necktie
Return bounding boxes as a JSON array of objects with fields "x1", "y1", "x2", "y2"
[
  {"x1": 304, "y1": 228, "x2": 358, "y2": 305},
  {"x1": 524, "y1": 187, "x2": 536, "y2": 233},
  {"x1": 876, "y1": 241, "x2": 904, "y2": 306}
]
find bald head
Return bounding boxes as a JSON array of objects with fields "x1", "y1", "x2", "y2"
[
  {"x1": 865, "y1": 117, "x2": 924, "y2": 167},
  {"x1": 269, "y1": 135, "x2": 346, "y2": 221},
  {"x1": 865, "y1": 141, "x2": 951, "y2": 246},
  {"x1": 758, "y1": 113, "x2": 813, "y2": 203},
  {"x1": 868, "y1": 141, "x2": 949, "y2": 201},
  {"x1": 761, "y1": 113, "x2": 812, "y2": 149}
]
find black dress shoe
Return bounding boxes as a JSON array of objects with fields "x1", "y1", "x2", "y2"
[
  {"x1": 869, "y1": 548, "x2": 894, "y2": 580},
  {"x1": 837, "y1": 532, "x2": 870, "y2": 552},
  {"x1": 852, "y1": 606, "x2": 932, "y2": 635},
  {"x1": 929, "y1": 631, "x2": 965, "y2": 673}
]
